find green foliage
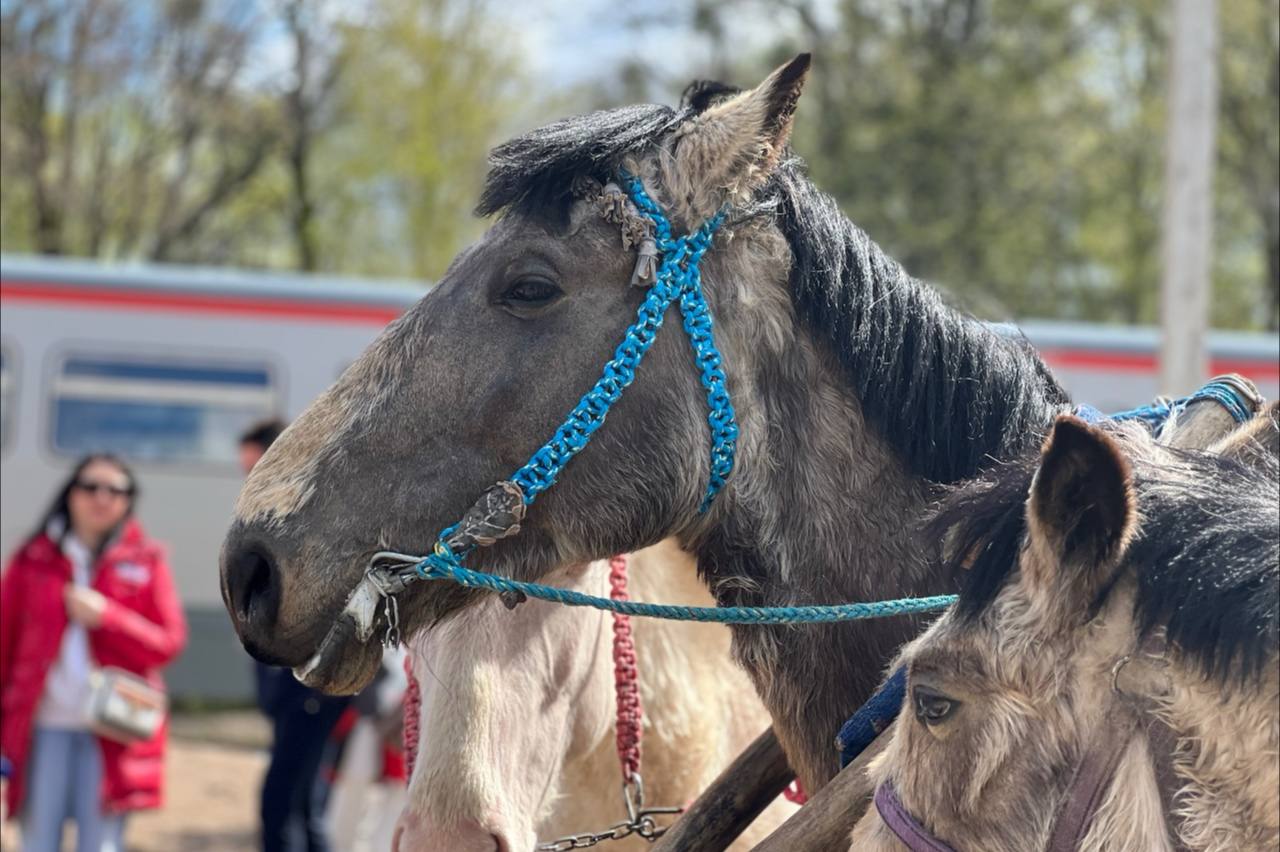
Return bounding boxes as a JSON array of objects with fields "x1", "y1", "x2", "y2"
[
  {"x1": 311, "y1": 0, "x2": 521, "y2": 279},
  {"x1": 0, "y1": 0, "x2": 281, "y2": 262},
  {"x1": 689, "y1": 0, "x2": 1278, "y2": 329},
  {"x1": 0, "y1": 0, "x2": 522, "y2": 281},
  {"x1": 2, "y1": 0, "x2": 1275, "y2": 329}
]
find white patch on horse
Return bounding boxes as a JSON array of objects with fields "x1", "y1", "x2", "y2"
[
  {"x1": 235, "y1": 312, "x2": 425, "y2": 525},
  {"x1": 394, "y1": 540, "x2": 795, "y2": 851}
]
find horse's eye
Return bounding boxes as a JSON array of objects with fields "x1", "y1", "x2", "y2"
[
  {"x1": 501, "y1": 276, "x2": 563, "y2": 306},
  {"x1": 913, "y1": 685, "x2": 960, "y2": 726}
]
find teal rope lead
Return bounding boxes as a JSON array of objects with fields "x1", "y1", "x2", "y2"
[
  {"x1": 378, "y1": 171, "x2": 957, "y2": 632},
  {"x1": 416, "y1": 550, "x2": 956, "y2": 625}
]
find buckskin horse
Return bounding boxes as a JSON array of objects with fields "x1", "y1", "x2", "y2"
[
  {"x1": 850, "y1": 409, "x2": 1279, "y2": 851},
  {"x1": 220, "y1": 55, "x2": 1072, "y2": 794}
]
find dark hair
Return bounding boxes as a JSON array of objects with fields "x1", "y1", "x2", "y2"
[
  {"x1": 239, "y1": 418, "x2": 287, "y2": 450},
  {"x1": 932, "y1": 437, "x2": 1279, "y2": 683},
  {"x1": 34, "y1": 453, "x2": 138, "y2": 550}
]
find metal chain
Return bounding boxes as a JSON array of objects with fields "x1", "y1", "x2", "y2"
[
  {"x1": 535, "y1": 820, "x2": 639, "y2": 851},
  {"x1": 382, "y1": 591, "x2": 400, "y2": 649},
  {"x1": 535, "y1": 776, "x2": 681, "y2": 851}
]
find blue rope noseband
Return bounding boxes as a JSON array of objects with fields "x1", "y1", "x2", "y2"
[{"x1": 363, "y1": 172, "x2": 958, "y2": 629}]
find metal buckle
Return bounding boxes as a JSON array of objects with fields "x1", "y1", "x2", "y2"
[
  {"x1": 1112, "y1": 628, "x2": 1172, "y2": 700},
  {"x1": 623, "y1": 773, "x2": 683, "y2": 841},
  {"x1": 366, "y1": 552, "x2": 422, "y2": 648}
]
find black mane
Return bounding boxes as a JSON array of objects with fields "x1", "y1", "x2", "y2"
[
  {"x1": 477, "y1": 97, "x2": 1069, "y2": 484},
  {"x1": 935, "y1": 436, "x2": 1280, "y2": 682},
  {"x1": 477, "y1": 104, "x2": 690, "y2": 219},
  {"x1": 769, "y1": 165, "x2": 1069, "y2": 482}
]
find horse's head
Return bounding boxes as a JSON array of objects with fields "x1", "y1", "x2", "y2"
[
  {"x1": 849, "y1": 413, "x2": 1280, "y2": 851},
  {"x1": 219, "y1": 56, "x2": 813, "y2": 691}
]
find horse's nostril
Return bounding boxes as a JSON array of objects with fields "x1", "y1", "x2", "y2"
[{"x1": 227, "y1": 545, "x2": 281, "y2": 628}]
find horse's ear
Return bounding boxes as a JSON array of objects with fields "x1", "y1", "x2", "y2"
[
  {"x1": 1026, "y1": 416, "x2": 1136, "y2": 589},
  {"x1": 1209, "y1": 401, "x2": 1280, "y2": 468},
  {"x1": 664, "y1": 53, "x2": 810, "y2": 219}
]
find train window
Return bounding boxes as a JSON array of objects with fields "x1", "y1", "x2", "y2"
[
  {"x1": 0, "y1": 345, "x2": 14, "y2": 450},
  {"x1": 51, "y1": 353, "x2": 278, "y2": 465}
]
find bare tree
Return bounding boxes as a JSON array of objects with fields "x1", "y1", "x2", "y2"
[
  {"x1": 0, "y1": 0, "x2": 279, "y2": 262},
  {"x1": 279, "y1": 0, "x2": 345, "y2": 271}
]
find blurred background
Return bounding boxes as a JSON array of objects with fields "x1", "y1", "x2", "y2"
[
  {"x1": 1, "y1": 0, "x2": 1277, "y2": 848},
  {"x1": 2, "y1": 0, "x2": 1277, "y2": 322}
]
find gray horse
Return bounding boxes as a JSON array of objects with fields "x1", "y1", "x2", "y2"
[{"x1": 220, "y1": 55, "x2": 1069, "y2": 790}]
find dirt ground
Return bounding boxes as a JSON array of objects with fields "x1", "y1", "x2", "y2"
[
  {"x1": 2, "y1": 713, "x2": 270, "y2": 852},
  {"x1": 127, "y1": 739, "x2": 267, "y2": 851}
]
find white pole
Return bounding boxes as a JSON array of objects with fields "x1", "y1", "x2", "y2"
[{"x1": 1159, "y1": 0, "x2": 1219, "y2": 396}]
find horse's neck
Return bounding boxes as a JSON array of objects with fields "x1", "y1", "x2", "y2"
[
  {"x1": 689, "y1": 342, "x2": 929, "y2": 788},
  {"x1": 1158, "y1": 659, "x2": 1280, "y2": 849},
  {"x1": 627, "y1": 545, "x2": 773, "y2": 789},
  {"x1": 687, "y1": 214, "x2": 1072, "y2": 785}
]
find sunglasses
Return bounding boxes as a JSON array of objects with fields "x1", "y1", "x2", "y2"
[{"x1": 73, "y1": 480, "x2": 133, "y2": 498}]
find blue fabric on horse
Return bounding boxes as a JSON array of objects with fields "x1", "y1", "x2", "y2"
[
  {"x1": 1096, "y1": 375, "x2": 1258, "y2": 431},
  {"x1": 836, "y1": 666, "x2": 906, "y2": 768}
]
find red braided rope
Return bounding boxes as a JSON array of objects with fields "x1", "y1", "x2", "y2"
[
  {"x1": 403, "y1": 651, "x2": 421, "y2": 781},
  {"x1": 609, "y1": 554, "x2": 643, "y2": 783}
]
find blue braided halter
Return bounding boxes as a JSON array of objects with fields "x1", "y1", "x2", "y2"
[
  {"x1": 364, "y1": 172, "x2": 958, "y2": 630},
  {"x1": 508, "y1": 171, "x2": 737, "y2": 509}
]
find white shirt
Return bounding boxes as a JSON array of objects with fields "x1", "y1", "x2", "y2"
[{"x1": 35, "y1": 534, "x2": 95, "y2": 729}]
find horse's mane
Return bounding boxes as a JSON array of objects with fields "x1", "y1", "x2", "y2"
[
  {"x1": 934, "y1": 431, "x2": 1280, "y2": 683},
  {"x1": 477, "y1": 90, "x2": 1069, "y2": 484}
]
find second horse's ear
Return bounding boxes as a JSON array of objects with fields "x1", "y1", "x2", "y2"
[
  {"x1": 1025, "y1": 416, "x2": 1136, "y2": 596},
  {"x1": 659, "y1": 53, "x2": 811, "y2": 221}
]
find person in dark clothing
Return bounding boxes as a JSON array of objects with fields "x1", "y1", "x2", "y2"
[{"x1": 240, "y1": 420, "x2": 350, "y2": 852}]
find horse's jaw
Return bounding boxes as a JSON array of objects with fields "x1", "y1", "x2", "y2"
[{"x1": 291, "y1": 572, "x2": 387, "y2": 693}]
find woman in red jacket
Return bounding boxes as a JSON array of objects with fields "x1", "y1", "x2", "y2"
[{"x1": 0, "y1": 454, "x2": 187, "y2": 851}]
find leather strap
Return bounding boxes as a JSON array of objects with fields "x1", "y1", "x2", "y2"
[
  {"x1": 874, "y1": 781, "x2": 958, "y2": 852},
  {"x1": 1146, "y1": 715, "x2": 1191, "y2": 852},
  {"x1": 1046, "y1": 708, "x2": 1136, "y2": 852}
]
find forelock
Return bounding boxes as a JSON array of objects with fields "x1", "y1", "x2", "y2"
[{"x1": 475, "y1": 104, "x2": 691, "y2": 220}]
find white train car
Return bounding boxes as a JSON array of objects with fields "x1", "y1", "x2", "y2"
[
  {"x1": 1, "y1": 255, "x2": 423, "y2": 700},
  {"x1": 1013, "y1": 320, "x2": 1278, "y2": 414},
  {"x1": 2, "y1": 254, "x2": 1276, "y2": 700}
]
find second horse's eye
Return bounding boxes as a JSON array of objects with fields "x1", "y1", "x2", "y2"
[
  {"x1": 502, "y1": 277, "x2": 563, "y2": 305},
  {"x1": 913, "y1": 685, "x2": 960, "y2": 726}
]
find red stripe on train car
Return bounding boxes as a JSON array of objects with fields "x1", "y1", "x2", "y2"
[
  {"x1": 0, "y1": 280, "x2": 405, "y2": 325},
  {"x1": 1041, "y1": 349, "x2": 1280, "y2": 382}
]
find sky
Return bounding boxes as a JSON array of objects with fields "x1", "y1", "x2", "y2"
[
  {"x1": 248, "y1": 0, "x2": 840, "y2": 104},
  {"x1": 517, "y1": 0, "x2": 841, "y2": 90}
]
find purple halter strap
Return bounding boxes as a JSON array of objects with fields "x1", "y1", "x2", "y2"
[
  {"x1": 873, "y1": 710, "x2": 1187, "y2": 852},
  {"x1": 874, "y1": 781, "x2": 958, "y2": 852}
]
